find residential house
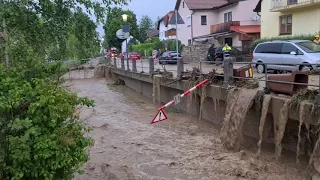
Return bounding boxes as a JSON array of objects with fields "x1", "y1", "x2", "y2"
[
  {"x1": 146, "y1": 28, "x2": 159, "y2": 40},
  {"x1": 175, "y1": 0, "x2": 261, "y2": 48},
  {"x1": 157, "y1": 11, "x2": 177, "y2": 41},
  {"x1": 254, "y1": 0, "x2": 320, "y2": 38}
]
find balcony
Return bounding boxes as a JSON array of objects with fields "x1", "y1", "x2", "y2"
[
  {"x1": 210, "y1": 21, "x2": 240, "y2": 34},
  {"x1": 271, "y1": 0, "x2": 320, "y2": 12},
  {"x1": 165, "y1": 29, "x2": 176, "y2": 37}
]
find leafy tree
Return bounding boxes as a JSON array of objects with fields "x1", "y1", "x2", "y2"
[
  {"x1": 165, "y1": 39, "x2": 184, "y2": 52},
  {"x1": 0, "y1": 0, "x2": 128, "y2": 179},
  {"x1": 138, "y1": 15, "x2": 153, "y2": 43},
  {"x1": 66, "y1": 8, "x2": 100, "y2": 60},
  {"x1": 103, "y1": 7, "x2": 139, "y2": 50}
]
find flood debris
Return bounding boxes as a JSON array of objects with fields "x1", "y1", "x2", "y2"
[
  {"x1": 199, "y1": 85, "x2": 207, "y2": 121},
  {"x1": 220, "y1": 88, "x2": 258, "y2": 151},
  {"x1": 306, "y1": 137, "x2": 320, "y2": 179},
  {"x1": 273, "y1": 99, "x2": 291, "y2": 161},
  {"x1": 234, "y1": 79, "x2": 259, "y2": 89},
  {"x1": 256, "y1": 94, "x2": 272, "y2": 158},
  {"x1": 94, "y1": 64, "x2": 107, "y2": 78},
  {"x1": 297, "y1": 100, "x2": 314, "y2": 163},
  {"x1": 290, "y1": 89, "x2": 318, "y2": 109},
  {"x1": 152, "y1": 75, "x2": 161, "y2": 105}
]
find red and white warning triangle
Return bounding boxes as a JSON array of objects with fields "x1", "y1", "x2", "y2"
[{"x1": 151, "y1": 109, "x2": 168, "y2": 124}]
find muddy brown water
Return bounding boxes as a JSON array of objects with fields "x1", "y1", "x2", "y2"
[{"x1": 67, "y1": 76, "x2": 307, "y2": 180}]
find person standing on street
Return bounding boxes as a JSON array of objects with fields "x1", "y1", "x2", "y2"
[
  {"x1": 222, "y1": 43, "x2": 232, "y2": 60},
  {"x1": 207, "y1": 44, "x2": 216, "y2": 61}
]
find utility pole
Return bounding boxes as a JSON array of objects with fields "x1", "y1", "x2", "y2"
[
  {"x1": 2, "y1": 18, "x2": 9, "y2": 67},
  {"x1": 175, "y1": 9, "x2": 179, "y2": 59}
]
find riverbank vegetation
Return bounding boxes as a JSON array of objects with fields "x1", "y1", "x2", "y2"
[{"x1": 0, "y1": 0, "x2": 127, "y2": 179}]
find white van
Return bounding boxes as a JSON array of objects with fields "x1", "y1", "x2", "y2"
[{"x1": 253, "y1": 40, "x2": 320, "y2": 73}]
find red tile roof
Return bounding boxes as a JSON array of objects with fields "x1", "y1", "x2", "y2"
[
  {"x1": 147, "y1": 28, "x2": 159, "y2": 38},
  {"x1": 230, "y1": 25, "x2": 261, "y2": 34},
  {"x1": 175, "y1": 0, "x2": 230, "y2": 10}
]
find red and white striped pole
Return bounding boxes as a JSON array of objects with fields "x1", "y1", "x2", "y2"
[
  {"x1": 158, "y1": 79, "x2": 208, "y2": 110},
  {"x1": 151, "y1": 79, "x2": 209, "y2": 124}
]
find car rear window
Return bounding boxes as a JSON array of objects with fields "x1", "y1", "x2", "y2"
[
  {"x1": 255, "y1": 43, "x2": 283, "y2": 54},
  {"x1": 170, "y1": 53, "x2": 181, "y2": 56}
]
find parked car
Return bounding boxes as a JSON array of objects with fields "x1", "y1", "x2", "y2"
[
  {"x1": 129, "y1": 52, "x2": 141, "y2": 60},
  {"x1": 159, "y1": 51, "x2": 181, "y2": 64},
  {"x1": 253, "y1": 40, "x2": 320, "y2": 73},
  {"x1": 119, "y1": 52, "x2": 141, "y2": 60}
]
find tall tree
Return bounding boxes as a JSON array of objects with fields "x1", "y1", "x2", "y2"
[
  {"x1": 0, "y1": 0, "x2": 128, "y2": 179},
  {"x1": 66, "y1": 8, "x2": 100, "y2": 60},
  {"x1": 103, "y1": 7, "x2": 139, "y2": 51},
  {"x1": 138, "y1": 15, "x2": 153, "y2": 43}
]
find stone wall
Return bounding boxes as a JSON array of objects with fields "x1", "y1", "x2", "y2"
[{"x1": 181, "y1": 38, "x2": 220, "y2": 63}]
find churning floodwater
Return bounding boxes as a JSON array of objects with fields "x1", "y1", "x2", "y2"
[{"x1": 66, "y1": 72, "x2": 306, "y2": 180}]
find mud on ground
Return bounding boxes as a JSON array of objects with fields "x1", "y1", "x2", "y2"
[{"x1": 68, "y1": 76, "x2": 307, "y2": 180}]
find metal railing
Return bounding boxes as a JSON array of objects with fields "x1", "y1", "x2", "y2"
[
  {"x1": 271, "y1": 0, "x2": 320, "y2": 10},
  {"x1": 107, "y1": 55, "x2": 320, "y2": 99}
]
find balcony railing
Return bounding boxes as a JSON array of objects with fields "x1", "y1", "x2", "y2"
[
  {"x1": 210, "y1": 21, "x2": 240, "y2": 34},
  {"x1": 271, "y1": 0, "x2": 320, "y2": 11},
  {"x1": 165, "y1": 29, "x2": 176, "y2": 37}
]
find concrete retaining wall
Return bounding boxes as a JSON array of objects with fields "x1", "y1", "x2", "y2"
[{"x1": 108, "y1": 67, "x2": 317, "y2": 153}]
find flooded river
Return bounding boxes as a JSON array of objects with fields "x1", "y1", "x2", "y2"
[{"x1": 69, "y1": 77, "x2": 306, "y2": 180}]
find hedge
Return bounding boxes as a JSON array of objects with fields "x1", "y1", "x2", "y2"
[
  {"x1": 251, "y1": 34, "x2": 316, "y2": 50},
  {"x1": 130, "y1": 37, "x2": 163, "y2": 56},
  {"x1": 165, "y1": 39, "x2": 184, "y2": 52}
]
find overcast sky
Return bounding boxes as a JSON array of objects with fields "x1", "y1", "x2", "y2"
[{"x1": 96, "y1": 0, "x2": 176, "y2": 37}]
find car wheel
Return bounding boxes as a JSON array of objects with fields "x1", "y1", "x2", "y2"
[
  {"x1": 300, "y1": 64, "x2": 312, "y2": 72},
  {"x1": 256, "y1": 63, "x2": 265, "y2": 73}
]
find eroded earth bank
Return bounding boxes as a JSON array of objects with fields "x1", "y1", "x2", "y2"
[{"x1": 69, "y1": 77, "x2": 307, "y2": 180}]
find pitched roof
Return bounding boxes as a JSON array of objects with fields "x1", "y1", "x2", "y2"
[
  {"x1": 146, "y1": 28, "x2": 159, "y2": 38},
  {"x1": 157, "y1": 11, "x2": 174, "y2": 30},
  {"x1": 175, "y1": 0, "x2": 231, "y2": 10},
  {"x1": 253, "y1": 0, "x2": 262, "y2": 12}
]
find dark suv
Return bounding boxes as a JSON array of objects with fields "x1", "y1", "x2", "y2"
[{"x1": 159, "y1": 51, "x2": 181, "y2": 64}]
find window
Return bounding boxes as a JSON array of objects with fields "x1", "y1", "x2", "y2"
[
  {"x1": 254, "y1": 43, "x2": 283, "y2": 54},
  {"x1": 183, "y1": 2, "x2": 185, "y2": 8},
  {"x1": 186, "y1": 16, "x2": 191, "y2": 27},
  {"x1": 201, "y1": 15, "x2": 207, "y2": 25},
  {"x1": 281, "y1": 43, "x2": 298, "y2": 54},
  {"x1": 188, "y1": 39, "x2": 191, "y2": 45},
  {"x1": 224, "y1": 12, "x2": 232, "y2": 22},
  {"x1": 296, "y1": 41, "x2": 320, "y2": 53},
  {"x1": 288, "y1": 0, "x2": 297, "y2": 5},
  {"x1": 280, "y1": 15, "x2": 292, "y2": 35}
]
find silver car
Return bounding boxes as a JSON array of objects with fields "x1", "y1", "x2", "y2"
[{"x1": 253, "y1": 40, "x2": 320, "y2": 73}]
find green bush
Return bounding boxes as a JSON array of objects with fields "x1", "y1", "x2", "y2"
[
  {"x1": 130, "y1": 37, "x2": 163, "y2": 56},
  {"x1": 165, "y1": 39, "x2": 184, "y2": 52},
  {"x1": 0, "y1": 45, "x2": 94, "y2": 179},
  {"x1": 251, "y1": 34, "x2": 315, "y2": 50}
]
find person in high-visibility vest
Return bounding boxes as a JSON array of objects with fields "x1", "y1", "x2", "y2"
[
  {"x1": 222, "y1": 43, "x2": 232, "y2": 51},
  {"x1": 222, "y1": 43, "x2": 232, "y2": 59},
  {"x1": 314, "y1": 34, "x2": 320, "y2": 44}
]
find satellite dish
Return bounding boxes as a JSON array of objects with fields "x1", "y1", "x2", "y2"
[
  {"x1": 252, "y1": 14, "x2": 260, "y2": 21},
  {"x1": 116, "y1": 29, "x2": 130, "y2": 39}
]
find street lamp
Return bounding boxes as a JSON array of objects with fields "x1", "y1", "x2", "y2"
[
  {"x1": 121, "y1": 14, "x2": 128, "y2": 22},
  {"x1": 122, "y1": 14, "x2": 130, "y2": 71}
]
